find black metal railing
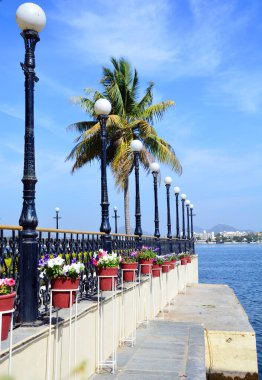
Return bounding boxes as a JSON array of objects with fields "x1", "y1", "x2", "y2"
[{"x1": 0, "y1": 225, "x2": 194, "y2": 324}]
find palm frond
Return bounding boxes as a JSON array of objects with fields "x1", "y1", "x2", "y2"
[
  {"x1": 142, "y1": 100, "x2": 176, "y2": 124},
  {"x1": 130, "y1": 120, "x2": 157, "y2": 139},
  {"x1": 65, "y1": 131, "x2": 101, "y2": 172},
  {"x1": 67, "y1": 121, "x2": 96, "y2": 133},
  {"x1": 144, "y1": 134, "x2": 182, "y2": 175},
  {"x1": 137, "y1": 81, "x2": 154, "y2": 110}
]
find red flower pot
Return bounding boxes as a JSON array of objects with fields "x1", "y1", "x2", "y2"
[
  {"x1": 121, "y1": 262, "x2": 138, "y2": 282},
  {"x1": 0, "y1": 292, "x2": 16, "y2": 341},
  {"x1": 139, "y1": 259, "x2": 153, "y2": 275},
  {"x1": 170, "y1": 260, "x2": 176, "y2": 269},
  {"x1": 97, "y1": 267, "x2": 118, "y2": 291},
  {"x1": 162, "y1": 261, "x2": 172, "y2": 273},
  {"x1": 152, "y1": 264, "x2": 161, "y2": 277},
  {"x1": 187, "y1": 257, "x2": 192, "y2": 263},
  {"x1": 180, "y1": 258, "x2": 187, "y2": 265},
  {"x1": 51, "y1": 278, "x2": 80, "y2": 308}
]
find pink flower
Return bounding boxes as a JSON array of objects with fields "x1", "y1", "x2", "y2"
[
  {"x1": 0, "y1": 278, "x2": 15, "y2": 288},
  {"x1": 6, "y1": 278, "x2": 15, "y2": 287},
  {"x1": 92, "y1": 259, "x2": 98, "y2": 266}
]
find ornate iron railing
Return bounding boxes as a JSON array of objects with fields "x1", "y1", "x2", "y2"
[{"x1": 0, "y1": 225, "x2": 194, "y2": 324}]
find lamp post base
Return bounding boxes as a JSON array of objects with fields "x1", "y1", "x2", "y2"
[
  {"x1": 102, "y1": 234, "x2": 112, "y2": 253},
  {"x1": 19, "y1": 240, "x2": 39, "y2": 323}
]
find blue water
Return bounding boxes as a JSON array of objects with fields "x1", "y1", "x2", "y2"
[{"x1": 196, "y1": 244, "x2": 262, "y2": 377}]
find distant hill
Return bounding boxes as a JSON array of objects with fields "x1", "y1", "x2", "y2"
[
  {"x1": 194, "y1": 225, "x2": 205, "y2": 233},
  {"x1": 194, "y1": 224, "x2": 254, "y2": 233},
  {"x1": 117, "y1": 224, "x2": 253, "y2": 235},
  {"x1": 207, "y1": 224, "x2": 238, "y2": 233}
]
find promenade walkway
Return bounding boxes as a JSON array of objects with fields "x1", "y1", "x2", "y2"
[
  {"x1": 92, "y1": 320, "x2": 206, "y2": 380},
  {"x1": 92, "y1": 283, "x2": 258, "y2": 379}
]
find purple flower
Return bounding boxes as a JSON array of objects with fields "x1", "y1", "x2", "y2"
[{"x1": 38, "y1": 258, "x2": 45, "y2": 267}]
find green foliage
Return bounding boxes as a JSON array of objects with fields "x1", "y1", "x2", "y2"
[
  {"x1": 0, "y1": 285, "x2": 12, "y2": 295},
  {"x1": 137, "y1": 248, "x2": 156, "y2": 260},
  {"x1": 178, "y1": 253, "x2": 189, "y2": 259},
  {"x1": 169, "y1": 254, "x2": 178, "y2": 261},
  {"x1": 66, "y1": 57, "x2": 182, "y2": 232},
  {"x1": 153, "y1": 257, "x2": 164, "y2": 265}
]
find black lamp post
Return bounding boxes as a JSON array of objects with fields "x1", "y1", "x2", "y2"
[
  {"x1": 150, "y1": 162, "x2": 160, "y2": 239},
  {"x1": 130, "y1": 140, "x2": 143, "y2": 242},
  {"x1": 174, "y1": 186, "x2": 180, "y2": 238},
  {"x1": 112, "y1": 206, "x2": 120, "y2": 234},
  {"x1": 54, "y1": 207, "x2": 61, "y2": 240},
  {"x1": 94, "y1": 99, "x2": 112, "y2": 252},
  {"x1": 190, "y1": 203, "x2": 194, "y2": 239},
  {"x1": 16, "y1": 2, "x2": 46, "y2": 324},
  {"x1": 164, "y1": 176, "x2": 172, "y2": 239},
  {"x1": 185, "y1": 200, "x2": 191, "y2": 239},
  {"x1": 190, "y1": 203, "x2": 195, "y2": 253},
  {"x1": 54, "y1": 207, "x2": 61, "y2": 230},
  {"x1": 181, "y1": 193, "x2": 187, "y2": 240}
]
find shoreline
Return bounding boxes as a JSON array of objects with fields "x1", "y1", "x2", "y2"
[{"x1": 195, "y1": 241, "x2": 262, "y2": 245}]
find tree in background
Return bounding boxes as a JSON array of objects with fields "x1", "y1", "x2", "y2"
[{"x1": 66, "y1": 58, "x2": 182, "y2": 234}]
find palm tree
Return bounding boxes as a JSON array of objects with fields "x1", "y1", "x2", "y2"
[{"x1": 66, "y1": 58, "x2": 182, "y2": 234}]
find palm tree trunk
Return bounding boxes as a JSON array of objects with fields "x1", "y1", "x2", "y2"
[{"x1": 124, "y1": 177, "x2": 131, "y2": 235}]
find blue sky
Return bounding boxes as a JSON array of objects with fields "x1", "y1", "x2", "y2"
[{"x1": 1, "y1": 0, "x2": 262, "y2": 233}]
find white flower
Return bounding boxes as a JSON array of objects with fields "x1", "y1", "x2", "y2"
[
  {"x1": 54, "y1": 256, "x2": 64, "y2": 266},
  {"x1": 48, "y1": 259, "x2": 55, "y2": 268},
  {"x1": 72, "y1": 263, "x2": 80, "y2": 274},
  {"x1": 62, "y1": 265, "x2": 70, "y2": 275},
  {"x1": 40, "y1": 271, "x2": 45, "y2": 279}
]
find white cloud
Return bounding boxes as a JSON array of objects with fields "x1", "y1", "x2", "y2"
[
  {"x1": 208, "y1": 69, "x2": 262, "y2": 113},
  {"x1": 0, "y1": 103, "x2": 23, "y2": 121},
  {"x1": 51, "y1": 0, "x2": 248, "y2": 78},
  {"x1": 180, "y1": 146, "x2": 262, "y2": 190},
  {"x1": 40, "y1": 73, "x2": 75, "y2": 98},
  {"x1": 0, "y1": 101, "x2": 61, "y2": 134}
]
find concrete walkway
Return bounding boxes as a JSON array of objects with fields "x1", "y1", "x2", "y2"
[
  {"x1": 91, "y1": 320, "x2": 206, "y2": 380},
  {"x1": 92, "y1": 283, "x2": 258, "y2": 379}
]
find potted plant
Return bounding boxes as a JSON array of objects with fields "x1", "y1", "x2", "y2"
[
  {"x1": 186, "y1": 252, "x2": 192, "y2": 263},
  {"x1": 38, "y1": 255, "x2": 85, "y2": 308},
  {"x1": 137, "y1": 247, "x2": 157, "y2": 275},
  {"x1": 0, "y1": 277, "x2": 16, "y2": 341},
  {"x1": 92, "y1": 249, "x2": 121, "y2": 291},
  {"x1": 121, "y1": 251, "x2": 138, "y2": 282},
  {"x1": 161, "y1": 255, "x2": 172, "y2": 273},
  {"x1": 169, "y1": 254, "x2": 178, "y2": 269},
  {"x1": 152, "y1": 257, "x2": 164, "y2": 277},
  {"x1": 178, "y1": 253, "x2": 188, "y2": 266}
]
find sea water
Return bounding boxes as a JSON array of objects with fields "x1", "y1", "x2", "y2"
[{"x1": 196, "y1": 244, "x2": 262, "y2": 377}]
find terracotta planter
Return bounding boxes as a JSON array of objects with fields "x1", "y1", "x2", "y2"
[
  {"x1": 139, "y1": 259, "x2": 154, "y2": 275},
  {"x1": 97, "y1": 267, "x2": 118, "y2": 291},
  {"x1": 51, "y1": 278, "x2": 80, "y2": 308},
  {"x1": 121, "y1": 262, "x2": 138, "y2": 282},
  {"x1": 162, "y1": 261, "x2": 172, "y2": 273},
  {"x1": 152, "y1": 264, "x2": 161, "y2": 277},
  {"x1": 180, "y1": 258, "x2": 187, "y2": 265},
  {"x1": 170, "y1": 260, "x2": 176, "y2": 269},
  {"x1": 187, "y1": 257, "x2": 192, "y2": 263},
  {"x1": 0, "y1": 292, "x2": 16, "y2": 341}
]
